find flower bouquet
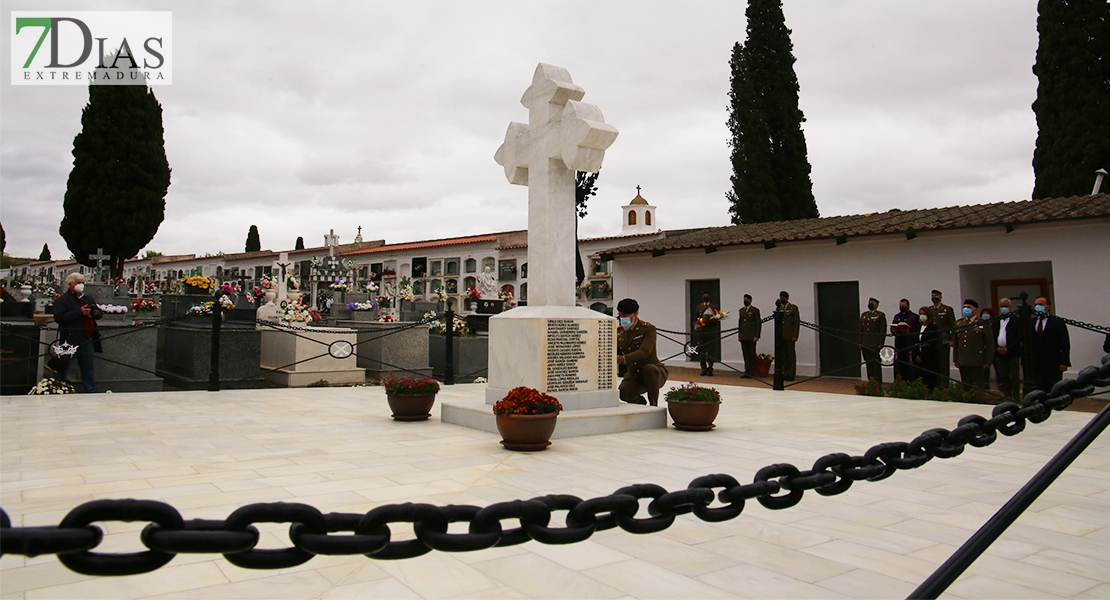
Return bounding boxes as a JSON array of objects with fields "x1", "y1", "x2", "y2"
[
  {"x1": 694, "y1": 308, "x2": 728, "y2": 331},
  {"x1": 362, "y1": 281, "x2": 379, "y2": 293},
  {"x1": 467, "y1": 286, "x2": 481, "y2": 300},
  {"x1": 282, "y1": 303, "x2": 322, "y2": 324},
  {"x1": 347, "y1": 301, "x2": 379, "y2": 311},
  {"x1": 259, "y1": 275, "x2": 277, "y2": 289},
  {"x1": 100, "y1": 304, "x2": 129, "y2": 314},
  {"x1": 379, "y1": 315, "x2": 395, "y2": 322},
  {"x1": 428, "y1": 314, "x2": 470, "y2": 336},
  {"x1": 182, "y1": 276, "x2": 215, "y2": 291},
  {"x1": 499, "y1": 289, "x2": 515, "y2": 308},
  {"x1": 28, "y1": 378, "x2": 76, "y2": 395},
  {"x1": 377, "y1": 295, "x2": 391, "y2": 309},
  {"x1": 131, "y1": 299, "x2": 159, "y2": 312},
  {"x1": 330, "y1": 278, "x2": 351, "y2": 293}
]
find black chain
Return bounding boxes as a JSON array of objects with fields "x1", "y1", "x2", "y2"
[{"x1": 3, "y1": 355, "x2": 1106, "y2": 576}]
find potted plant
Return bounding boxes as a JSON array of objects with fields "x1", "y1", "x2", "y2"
[
  {"x1": 492, "y1": 386, "x2": 563, "y2": 451},
  {"x1": 754, "y1": 353, "x2": 774, "y2": 378},
  {"x1": 663, "y1": 383, "x2": 722, "y2": 431},
  {"x1": 383, "y1": 375, "x2": 441, "y2": 421}
]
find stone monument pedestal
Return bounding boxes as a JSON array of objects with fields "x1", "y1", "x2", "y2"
[
  {"x1": 260, "y1": 325, "x2": 365, "y2": 387},
  {"x1": 441, "y1": 306, "x2": 666, "y2": 437}
]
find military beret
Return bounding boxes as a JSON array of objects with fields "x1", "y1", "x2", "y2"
[
  {"x1": 616, "y1": 298, "x2": 639, "y2": 314},
  {"x1": 963, "y1": 299, "x2": 978, "y2": 308},
  {"x1": 779, "y1": 291, "x2": 789, "y2": 298}
]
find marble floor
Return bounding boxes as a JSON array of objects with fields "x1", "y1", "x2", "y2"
[{"x1": 2, "y1": 384, "x2": 1108, "y2": 599}]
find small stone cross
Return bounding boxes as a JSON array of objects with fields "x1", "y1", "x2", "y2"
[
  {"x1": 89, "y1": 248, "x2": 111, "y2": 281},
  {"x1": 494, "y1": 63, "x2": 618, "y2": 306}
]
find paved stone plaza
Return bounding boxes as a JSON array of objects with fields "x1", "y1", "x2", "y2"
[{"x1": 2, "y1": 384, "x2": 1108, "y2": 599}]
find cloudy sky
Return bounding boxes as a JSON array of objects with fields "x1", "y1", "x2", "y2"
[{"x1": 1, "y1": 1, "x2": 1042, "y2": 260}]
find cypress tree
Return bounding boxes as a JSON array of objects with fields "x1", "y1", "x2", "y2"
[
  {"x1": 60, "y1": 68, "x2": 170, "y2": 278},
  {"x1": 295, "y1": 236, "x2": 305, "y2": 250},
  {"x1": 245, "y1": 225, "x2": 261, "y2": 252},
  {"x1": 39, "y1": 244, "x2": 51, "y2": 261},
  {"x1": 1032, "y1": 0, "x2": 1110, "y2": 199},
  {"x1": 727, "y1": 0, "x2": 817, "y2": 224}
]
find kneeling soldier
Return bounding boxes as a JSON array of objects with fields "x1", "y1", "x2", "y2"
[{"x1": 616, "y1": 298, "x2": 669, "y2": 406}]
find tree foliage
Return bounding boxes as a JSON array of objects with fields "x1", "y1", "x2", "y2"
[
  {"x1": 295, "y1": 236, "x2": 305, "y2": 250},
  {"x1": 60, "y1": 76, "x2": 170, "y2": 279},
  {"x1": 245, "y1": 225, "x2": 261, "y2": 252},
  {"x1": 39, "y1": 244, "x2": 51, "y2": 261},
  {"x1": 726, "y1": 0, "x2": 817, "y2": 224},
  {"x1": 1032, "y1": 0, "x2": 1110, "y2": 199},
  {"x1": 574, "y1": 170, "x2": 600, "y2": 285}
]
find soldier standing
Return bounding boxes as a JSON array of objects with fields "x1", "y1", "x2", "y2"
[
  {"x1": 778, "y1": 291, "x2": 800, "y2": 381},
  {"x1": 953, "y1": 299, "x2": 994, "y2": 391},
  {"x1": 927, "y1": 289, "x2": 956, "y2": 387},
  {"x1": 737, "y1": 294, "x2": 762, "y2": 378},
  {"x1": 693, "y1": 292, "x2": 720, "y2": 376},
  {"x1": 859, "y1": 297, "x2": 888, "y2": 383},
  {"x1": 616, "y1": 298, "x2": 669, "y2": 406}
]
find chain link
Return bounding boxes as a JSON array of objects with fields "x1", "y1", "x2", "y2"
[{"x1": 3, "y1": 354, "x2": 1106, "y2": 576}]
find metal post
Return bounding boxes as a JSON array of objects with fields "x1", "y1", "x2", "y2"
[
  {"x1": 773, "y1": 303, "x2": 784, "y2": 391},
  {"x1": 909, "y1": 401, "x2": 1110, "y2": 599},
  {"x1": 444, "y1": 301, "x2": 455, "y2": 385},
  {"x1": 208, "y1": 298, "x2": 222, "y2": 392}
]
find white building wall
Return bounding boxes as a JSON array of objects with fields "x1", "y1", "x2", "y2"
[{"x1": 613, "y1": 220, "x2": 1110, "y2": 379}]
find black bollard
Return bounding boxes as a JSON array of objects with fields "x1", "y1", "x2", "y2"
[
  {"x1": 208, "y1": 297, "x2": 222, "y2": 392},
  {"x1": 444, "y1": 300, "x2": 455, "y2": 385},
  {"x1": 773, "y1": 301, "x2": 784, "y2": 391}
]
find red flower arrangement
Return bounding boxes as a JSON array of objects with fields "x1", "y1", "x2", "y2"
[
  {"x1": 467, "y1": 286, "x2": 481, "y2": 300},
  {"x1": 493, "y1": 386, "x2": 563, "y2": 416},
  {"x1": 382, "y1": 375, "x2": 440, "y2": 396}
]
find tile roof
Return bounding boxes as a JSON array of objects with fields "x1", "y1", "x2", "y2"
[
  {"x1": 339, "y1": 233, "x2": 513, "y2": 256},
  {"x1": 496, "y1": 231, "x2": 662, "y2": 250},
  {"x1": 604, "y1": 195, "x2": 1110, "y2": 256}
]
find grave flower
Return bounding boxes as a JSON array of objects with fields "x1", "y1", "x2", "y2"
[
  {"x1": 131, "y1": 299, "x2": 159, "y2": 312},
  {"x1": 493, "y1": 386, "x2": 563, "y2": 415},
  {"x1": 382, "y1": 375, "x2": 440, "y2": 396},
  {"x1": 100, "y1": 304, "x2": 128, "y2": 314},
  {"x1": 329, "y1": 278, "x2": 351, "y2": 293},
  {"x1": 347, "y1": 301, "x2": 378, "y2": 311},
  {"x1": 28, "y1": 378, "x2": 76, "y2": 395},
  {"x1": 467, "y1": 286, "x2": 481, "y2": 300},
  {"x1": 182, "y1": 276, "x2": 215, "y2": 290}
]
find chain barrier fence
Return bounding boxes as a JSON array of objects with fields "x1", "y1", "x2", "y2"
[{"x1": 1, "y1": 354, "x2": 1107, "y2": 594}]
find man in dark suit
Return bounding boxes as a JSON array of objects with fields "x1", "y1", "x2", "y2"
[
  {"x1": 52, "y1": 272, "x2": 103, "y2": 392},
  {"x1": 1026, "y1": 297, "x2": 1069, "y2": 396},
  {"x1": 778, "y1": 291, "x2": 800, "y2": 381}
]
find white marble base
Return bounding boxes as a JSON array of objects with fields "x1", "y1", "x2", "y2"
[
  {"x1": 259, "y1": 326, "x2": 365, "y2": 387},
  {"x1": 441, "y1": 399, "x2": 666, "y2": 439},
  {"x1": 485, "y1": 305, "x2": 619, "y2": 409}
]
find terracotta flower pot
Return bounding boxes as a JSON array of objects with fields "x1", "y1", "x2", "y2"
[
  {"x1": 755, "y1": 359, "x2": 772, "y2": 378},
  {"x1": 386, "y1": 393, "x2": 436, "y2": 421},
  {"x1": 666, "y1": 401, "x2": 721, "y2": 431},
  {"x1": 495, "y1": 412, "x2": 558, "y2": 451}
]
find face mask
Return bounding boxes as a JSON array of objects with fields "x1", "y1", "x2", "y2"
[
  {"x1": 702, "y1": 297, "x2": 710, "y2": 303},
  {"x1": 1000, "y1": 307, "x2": 1010, "y2": 315},
  {"x1": 932, "y1": 297, "x2": 941, "y2": 304},
  {"x1": 867, "y1": 303, "x2": 877, "y2": 311},
  {"x1": 1035, "y1": 304, "x2": 1046, "y2": 314},
  {"x1": 619, "y1": 317, "x2": 632, "y2": 328},
  {"x1": 919, "y1": 314, "x2": 928, "y2": 322},
  {"x1": 900, "y1": 306, "x2": 909, "y2": 313},
  {"x1": 743, "y1": 299, "x2": 751, "y2": 306},
  {"x1": 962, "y1": 307, "x2": 973, "y2": 318},
  {"x1": 73, "y1": 283, "x2": 85, "y2": 293},
  {"x1": 981, "y1": 314, "x2": 991, "y2": 321}
]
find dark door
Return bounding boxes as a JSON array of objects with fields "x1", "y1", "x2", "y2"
[
  {"x1": 817, "y1": 281, "x2": 860, "y2": 377},
  {"x1": 688, "y1": 279, "x2": 721, "y2": 360}
]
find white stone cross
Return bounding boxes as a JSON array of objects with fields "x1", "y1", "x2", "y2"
[{"x1": 495, "y1": 63, "x2": 618, "y2": 307}]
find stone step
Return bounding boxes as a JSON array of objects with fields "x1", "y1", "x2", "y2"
[{"x1": 440, "y1": 399, "x2": 667, "y2": 439}]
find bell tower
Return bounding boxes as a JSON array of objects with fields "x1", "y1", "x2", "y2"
[{"x1": 621, "y1": 186, "x2": 658, "y2": 235}]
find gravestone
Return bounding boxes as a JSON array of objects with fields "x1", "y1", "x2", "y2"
[
  {"x1": 156, "y1": 294, "x2": 263, "y2": 390},
  {"x1": 1, "y1": 306, "x2": 40, "y2": 395}
]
